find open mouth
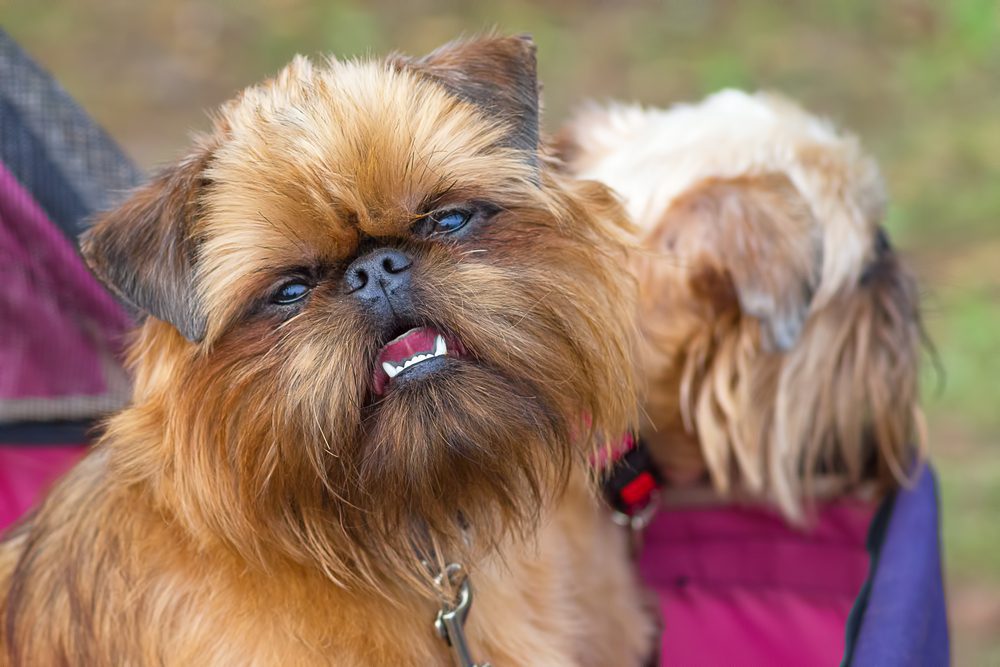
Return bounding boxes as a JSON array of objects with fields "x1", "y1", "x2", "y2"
[{"x1": 373, "y1": 326, "x2": 465, "y2": 395}]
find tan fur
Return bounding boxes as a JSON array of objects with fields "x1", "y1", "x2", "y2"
[
  {"x1": 0, "y1": 36, "x2": 653, "y2": 665},
  {"x1": 560, "y1": 91, "x2": 926, "y2": 519}
]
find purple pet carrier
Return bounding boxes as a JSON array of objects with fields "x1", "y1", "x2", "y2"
[{"x1": 0, "y1": 29, "x2": 949, "y2": 665}]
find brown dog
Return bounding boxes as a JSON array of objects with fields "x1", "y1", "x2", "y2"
[
  {"x1": 0, "y1": 36, "x2": 653, "y2": 665},
  {"x1": 560, "y1": 90, "x2": 925, "y2": 519}
]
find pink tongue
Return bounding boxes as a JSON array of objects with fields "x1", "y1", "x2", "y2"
[{"x1": 378, "y1": 327, "x2": 439, "y2": 365}]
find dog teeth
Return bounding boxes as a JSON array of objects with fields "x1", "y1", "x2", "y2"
[
  {"x1": 404, "y1": 354, "x2": 428, "y2": 369},
  {"x1": 382, "y1": 335, "x2": 450, "y2": 382}
]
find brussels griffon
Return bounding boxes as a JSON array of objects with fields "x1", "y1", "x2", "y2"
[
  {"x1": 0, "y1": 36, "x2": 653, "y2": 665},
  {"x1": 560, "y1": 90, "x2": 925, "y2": 519}
]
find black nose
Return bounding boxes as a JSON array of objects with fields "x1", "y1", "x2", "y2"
[{"x1": 344, "y1": 247, "x2": 414, "y2": 319}]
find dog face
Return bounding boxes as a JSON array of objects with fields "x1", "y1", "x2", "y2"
[
  {"x1": 562, "y1": 91, "x2": 923, "y2": 518},
  {"x1": 81, "y1": 36, "x2": 637, "y2": 588}
]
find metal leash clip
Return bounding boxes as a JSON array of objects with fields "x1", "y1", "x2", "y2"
[
  {"x1": 609, "y1": 489, "x2": 661, "y2": 533},
  {"x1": 432, "y1": 563, "x2": 491, "y2": 667},
  {"x1": 610, "y1": 489, "x2": 661, "y2": 556}
]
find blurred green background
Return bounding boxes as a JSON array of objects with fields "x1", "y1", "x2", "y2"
[{"x1": 4, "y1": 0, "x2": 998, "y2": 661}]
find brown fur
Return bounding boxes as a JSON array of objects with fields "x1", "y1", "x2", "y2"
[
  {"x1": 0, "y1": 36, "x2": 653, "y2": 665},
  {"x1": 561, "y1": 94, "x2": 926, "y2": 519}
]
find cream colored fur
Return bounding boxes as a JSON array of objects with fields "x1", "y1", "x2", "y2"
[{"x1": 564, "y1": 90, "x2": 924, "y2": 519}]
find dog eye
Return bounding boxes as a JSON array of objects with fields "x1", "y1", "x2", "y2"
[
  {"x1": 428, "y1": 209, "x2": 471, "y2": 235},
  {"x1": 273, "y1": 280, "x2": 311, "y2": 305}
]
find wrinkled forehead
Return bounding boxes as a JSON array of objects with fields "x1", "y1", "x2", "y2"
[{"x1": 196, "y1": 58, "x2": 533, "y2": 316}]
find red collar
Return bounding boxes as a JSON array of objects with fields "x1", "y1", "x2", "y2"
[{"x1": 598, "y1": 433, "x2": 662, "y2": 530}]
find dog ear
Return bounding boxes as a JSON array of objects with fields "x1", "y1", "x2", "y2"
[
  {"x1": 80, "y1": 145, "x2": 213, "y2": 342},
  {"x1": 393, "y1": 34, "x2": 540, "y2": 160},
  {"x1": 768, "y1": 225, "x2": 925, "y2": 515},
  {"x1": 662, "y1": 173, "x2": 819, "y2": 351}
]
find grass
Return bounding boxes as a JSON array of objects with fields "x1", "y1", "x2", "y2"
[{"x1": 4, "y1": 0, "x2": 999, "y2": 661}]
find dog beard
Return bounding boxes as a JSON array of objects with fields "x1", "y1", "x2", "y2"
[
  {"x1": 359, "y1": 362, "x2": 567, "y2": 569},
  {"x1": 83, "y1": 36, "x2": 637, "y2": 593}
]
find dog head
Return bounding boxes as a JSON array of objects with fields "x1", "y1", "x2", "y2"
[
  {"x1": 81, "y1": 35, "x2": 637, "y2": 589},
  {"x1": 561, "y1": 91, "x2": 924, "y2": 518}
]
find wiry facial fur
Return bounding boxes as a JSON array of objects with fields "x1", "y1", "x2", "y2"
[
  {"x1": 561, "y1": 90, "x2": 926, "y2": 519},
  {"x1": 0, "y1": 36, "x2": 652, "y2": 665}
]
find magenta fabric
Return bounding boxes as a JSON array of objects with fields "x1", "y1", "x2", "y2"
[
  {"x1": 0, "y1": 161, "x2": 129, "y2": 401},
  {"x1": 0, "y1": 446, "x2": 87, "y2": 531},
  {"x1": 639, "y1": 500, "x2": 874, "y2": 665}
]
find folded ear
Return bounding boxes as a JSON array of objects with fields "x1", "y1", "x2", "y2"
[
  {"x1": 770, "y1": 225, "x2": 925, "y2": 514},
  {"x1": 80, "y1": 145, "x2": 212, "y2": 342},
  {"x1": 392, "y1": 34, "x2": 540, "y2": 161},
  {"x1": 662, "y1": 173, "x2": 820, "y2": 351}
]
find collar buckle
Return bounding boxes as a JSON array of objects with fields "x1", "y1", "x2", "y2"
[{"x1": 600, "y1": 434, "x2": 663, "y2": 540}]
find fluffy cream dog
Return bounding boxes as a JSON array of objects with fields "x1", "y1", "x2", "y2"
[{"x1": 560, "y1": 90, "x2": 926, "y2": 519}]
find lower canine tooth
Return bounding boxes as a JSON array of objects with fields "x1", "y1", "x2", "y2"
[
  {"x1": 382, "y1": 361, "x2": 401, "y2": 378},
  {"x1": 434, "y1": 335, "x2": 447, "y2": 356}
]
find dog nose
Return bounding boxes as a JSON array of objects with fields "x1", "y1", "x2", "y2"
[{"x1": 344, "y1": 247, "x2": 413, "y2": 316}]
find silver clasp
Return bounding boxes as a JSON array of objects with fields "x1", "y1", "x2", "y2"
[
  {"x1": 610, "y1": 489, "x2": 660, "y2": 556},
  {"x1": 432, "y1": 563, "x2": 491, "y2": 667},
  {"x1": 609, "y1": 489, "x2": 661, "y2": 532}
]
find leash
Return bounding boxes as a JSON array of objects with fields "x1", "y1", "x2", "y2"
[
  {"x1": 427, "y1": 433, "x2": 661, "y2": 665},
  {"x1": 430, "y1": 562, "x2": 491, "y2": 667}
]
